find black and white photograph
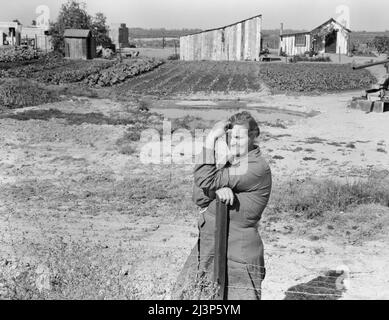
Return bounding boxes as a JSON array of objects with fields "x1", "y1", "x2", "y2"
[{"x1": 0, "y1": 0, "x2": 388, "y2": 303}]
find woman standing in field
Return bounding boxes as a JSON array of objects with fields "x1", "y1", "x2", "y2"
[{"x1": 172, "y1": 112, "x2": 272, "y2": 300}]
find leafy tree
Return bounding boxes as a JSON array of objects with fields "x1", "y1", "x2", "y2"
[
  {"x1": 91, "y1": 12, "x2": 111, "y2": 47},
  {"x1": 49, "y1": 0, "x2": 111, "y2": 53}
]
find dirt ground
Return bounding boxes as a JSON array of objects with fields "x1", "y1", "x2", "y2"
[{"x1": 0, "y1": 89, "x2": 389, "y2": 299}]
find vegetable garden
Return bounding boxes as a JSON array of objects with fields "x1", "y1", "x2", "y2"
[
  {"x1": 0, "y1": 52, "x2": 163, "y2": 86},
  {"x1": 0, "y1": 47, "x2": 378, "y2": 106},
  {"x1": 115, "y1": 61, "x2": 376, "y2": 97}
]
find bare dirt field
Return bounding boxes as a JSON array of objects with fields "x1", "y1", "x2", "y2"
[{"x1": 1, "y1": 86, "x2": 388, "y2": 299}]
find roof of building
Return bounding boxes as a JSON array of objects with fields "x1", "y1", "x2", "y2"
[
  {"x1": 0, "y1": 21, "x2": 20, "y2": 29},
  {"x1": 312, "y1": 18, "x2": 351, "y2": 33},
  {"x1": 63, "y1": 29, "x2": 91, "y2": 38},
  {"x1": 181, "y1": 13, "x2": 262, "y2": 37},
  {"x1": 280, "y1": 31, "x2": 310, "y2": 37},
  {"x1": 281, "y1": 18, "x2": 351, "y2": 37}
]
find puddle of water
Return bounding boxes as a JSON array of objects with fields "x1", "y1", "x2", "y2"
[{"x1": 149, "y1": 100, "x2": 317, "y2": 123}]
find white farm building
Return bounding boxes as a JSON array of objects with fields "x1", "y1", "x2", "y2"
[{"x1": 279, "y1": 18, "x2": 351, "y2": 56}]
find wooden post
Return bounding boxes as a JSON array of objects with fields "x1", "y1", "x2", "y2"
[
  {"x1": 35, "y1": 34, "x2": 38, "y2": 50},
  {"x1": 214, "y1": 195, "x2": 228, "y2": 300},
  {"x1": 339, "y1": 47, "x2": 341, "y2": 63}
]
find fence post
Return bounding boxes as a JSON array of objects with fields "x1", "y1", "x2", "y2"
[
  {"x1": 339, "y1": 47, "x2": 341, "y2": 63},
  {"x1": 214, "y1": 195, "x2": 229, "y2": 300}
]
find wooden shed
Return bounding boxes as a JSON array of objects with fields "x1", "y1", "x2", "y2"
[
  {"x1": 64, "y1": 29, "x2": 96, "y2": 60},
  {"x1": 180, "y1": 14, "x2": 262, "y2": 61},
  {"x1": 279, "y1": 18, "x2": 351, "y2": 56}
]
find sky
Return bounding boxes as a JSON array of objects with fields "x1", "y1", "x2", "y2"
[{"x1": 1, "y1": 0, "x2": 388, "y2": 31}]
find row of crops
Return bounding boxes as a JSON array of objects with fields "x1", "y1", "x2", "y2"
[
  {"x1": 117, "y1": 61, "x2": 264, "y2": 96},
  {"x1": 0, "y1": 49, "x2": 164, "y2": 108},
  {"x1": 257, "y1": 63, "x2": 376, "y2": 93},
  {"x1": 115, "y1": 60, "x2": 376, "y2": 96},
  {"x1": 0, "y1": 47, "x2": 41, "y2": 63},
  {"x1": 0, "y1": 53, "x2": 163, "y2": 87},
  {"x1": 0, "y1": 48, "x2": 377, "y2": 96}
]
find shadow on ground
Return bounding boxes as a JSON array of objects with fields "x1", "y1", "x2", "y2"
[
  {"x1": 0, "y1": 109, "x2": 138, "y2": 126},
  {"x1": 284, "y1": 270, "x2": 347, "y2": 300}
]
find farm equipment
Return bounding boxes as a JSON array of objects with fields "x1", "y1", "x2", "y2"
[{"x1": 349, "y1": 59, "x2": 389, "y2": 113}]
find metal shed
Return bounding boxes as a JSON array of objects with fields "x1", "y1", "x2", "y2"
[
  {"x1": 64, "y1": 29, "x2": 96, "y2": 60},
  {"x1": 180, "y1": 14, "x2": 263, "y2": 61}
]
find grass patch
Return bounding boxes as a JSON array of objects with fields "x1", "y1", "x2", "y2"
[
  {"x1": 327, "y1": 141, "x2": 343, "y2": 147},
  {"x1": 0, "y1": 239, "x2": 142, "y2": 300},
  {"x1": 269, "y1": 175, "x2": 389, "y2": 219},
  {"x1": 0, "y1": 79, "x2": 59, "y2": 109},
  {"x1": 171, "y1": 115, "x2": 214, "y2": 134},
  {"x1": 117, "y1": 144, "x2": 137, "y2": 155},
  {"x1": 0, "y1": 108, "x2": 160, "y2": 128},
  {"x1": 274, "y1": 134, "x2": 292, "y2": 139},
  {"x1": 304, "y1": 137, "x2": 327, "y2": 144},
  {"x1": 318, "y1": 204, "x2": 389, "y2": 244},
  {"x1": 258, "y1": 120, "x2": 288, "y2": 129},
  {"x1": 0, "y1": 109, "x2": 133, "y2": 125}
]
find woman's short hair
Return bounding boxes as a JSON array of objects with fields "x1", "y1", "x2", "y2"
[{"x1": 228, "y1": 111, "x2": 260, "y2": 138}]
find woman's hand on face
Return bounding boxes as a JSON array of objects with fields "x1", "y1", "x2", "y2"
[
  {"x1": 209, "y1": 121, "x2": 231, "y2": 140},
  {"x1": 216, "y1": 187, "x2": 234, "y2": 206},
  {"x1": 205, "y1": 120, "x2": 230, "y2": 149}
]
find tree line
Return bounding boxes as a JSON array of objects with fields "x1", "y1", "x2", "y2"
[{"x1": 128, "y1": 28, "x2": 202, "y2": 39}]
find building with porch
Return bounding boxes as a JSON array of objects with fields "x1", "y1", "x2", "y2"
[
  {"x1": 279, "y1": 18, "x2": 351, "y2": 56},
  {"x1": 0, "y1": 21, "x2": 22, "y2": 46}
]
